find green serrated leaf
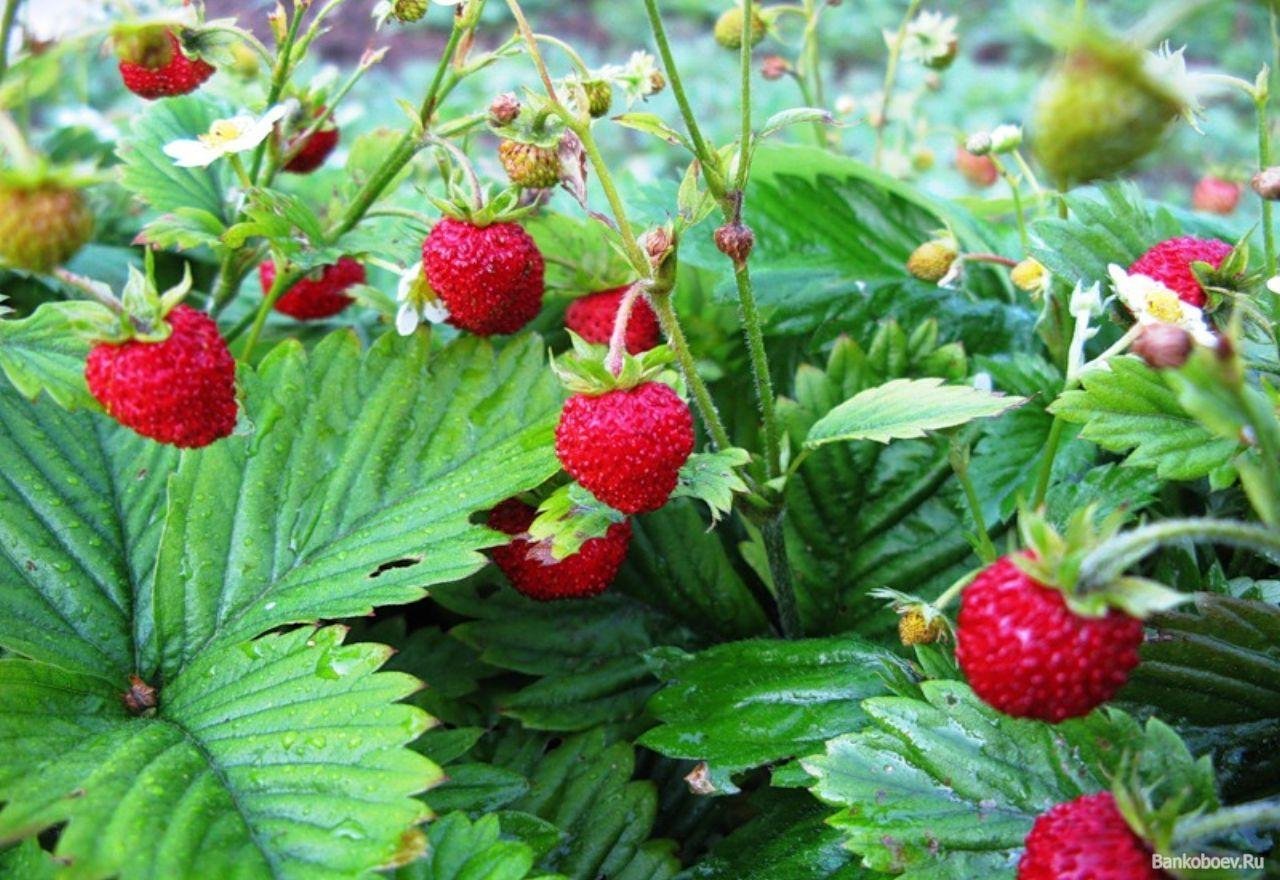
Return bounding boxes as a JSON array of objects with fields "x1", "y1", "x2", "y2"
[
  {"x1": 392, "y1": 812, "x2": 552, "y2": 880},
  {"x1": 528, "y1": 483, "x2": 624, "y2": 560},
  {"x1": 758, "y1": 107, "x2": 834, "y2": 140},
  {"x1": 670, "y1": 447, "x2": 750, "y2": 522},
  {"x1": 117, "y1": 96, "x2": 229, "y2": 221},
  {"x1": 806, "y1": 377, "x2": 1025, "y2": 447},
  {"x1": 639, "y1": 637, "x2": 906, "y2": 786},
  {"x1": 0, "y1": 300, "x2": 116, "y2": 411},
  {"x1": 1050, "y1": 356, "x2": 1241, "y2": 482},
  {"x1": 612, "y1": 112, "x2": 690, "y2": 150},
  {"x1": 0, "y1": 626, "x2": 438, "y2": 878}
]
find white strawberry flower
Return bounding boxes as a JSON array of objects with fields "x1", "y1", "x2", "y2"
[
  {"x1": 163, "y1": 105, "x2": 288, "y2": 168},
  {"x1": 395, "y1": 263, "x2": 449, "y2": 335},
  {"x1": 891, "y1": 10, "x2": 958, "y2": 66},
  {"x1": 1108, "y1": 264, "x2": 1216, "y2": 345}
]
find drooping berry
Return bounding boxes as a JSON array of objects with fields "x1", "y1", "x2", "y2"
[
  {"x1": 85, "y1": 305, "x2": 238, "y2": 448},
  {"x1": 955, "y1": 145, "x2": 998, "y2": 187},
  {"x1": 488, "y1": 499, "x2": 632, "y2": 601},
  {"x1": 259, "y1": 257, "x2": 364, "y2": 321},
  {"x1": 1018, "y1": 792, "x2": 1167, "y2": 880},
  {"x1": 0, "y1": 181, "x2": 93, "y2": 272},
  {"x1": 498, "y1": 139, "x2": 562, "y2": 189},
  {"x1": 565, "y1": 286, "x2": 661, "y2": 354},
  {"x1": 117, "y1": 29, "x2": 215, "y2": 100},
  {"x1": 907, "y1": 240, "x2": 958, "y2": 283},
  {"x1": 956, "y1": 555, "x2": 1144, "y2": 722},
  {"x1": 555, "y1": 381, "x2": 694, "y2": 515},
  {"x1": 422, "y1": 217, "x2": 545, "y2": 336},
  {"x1": 283, "y1": 109, "x2": 340, "y2": 174},
  {"x1": 714, "y1": 6, "x2": 766, "y2": 50}
]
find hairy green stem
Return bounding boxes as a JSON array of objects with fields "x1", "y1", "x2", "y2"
[
  {"x1": 874, "y1": 0, "x2": 923, "y2": 170},
  {"x1": 763, "y1": 516, "x2": 802, "y2": 638},
  {"x1": 651, "y1": 292, "x2": 733, "y2": 452},
  {"x1": 952, "y1": 447, "x2": 997, "y2": 563},
  {"x1": 642, "y1": 0, "x2": 716, "y2": 176},
  {"x1": 1173, "y1": 797, "x2": 1280, "y2": 846},
  {"x1": 735, "y1": 264, "x2": 782, "y2": 477},
  {"x1": 249, "y1": 5, "x2": 304, "y2": 182},
  {"x1": 1032, "y1": 415, "x2": 1065, "y2": 507},
  {"x1": 736, "y1": 0, "x2": 753, "y2": 190},
  {"x1": 240, "y1": 264, "x2": 303, "y2": 362},
  {"x1": 1079, "y1": 519, "x2": 1280, "y2": 591},
  {"x1": 1257, "y1": 88, "x2": 1277, "y2": 278}
]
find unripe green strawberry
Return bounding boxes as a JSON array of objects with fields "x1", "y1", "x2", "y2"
[
  {"x1": 0, "y1": 181, "x2": 93, "y2": 272},
  {"x1": 714, "y1": 7, "x2": 766, "y2": 50},
  {"x1": 1032, "y1": 41, "x2": 1183, "y2": 186},
  {"x1": 498, "y1": 139, "x2": 562, "y2": 189},
  {"x1": 393, "y1": 0, "x2": 428, "y2": 22},
  {"x1": 583, "y1": 79, "x2": 613, "y2": 118}
]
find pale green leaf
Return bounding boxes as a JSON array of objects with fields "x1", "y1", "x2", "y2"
[
  {"x1": 612, "y1": 113, "x2": 690, "y2": 149},
  {"x1": 670, "y1": 447, "x2": 750, "y2": 521},
  {"x1": 758, "y1": 107, "x2": 834, "y2": 140},
  {"x1": 0, "y1": 300, "x2": 113, "y2": 411}
]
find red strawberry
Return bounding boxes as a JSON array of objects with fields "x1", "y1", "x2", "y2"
[
  {"x1": 1018, "y1": 792, "x2": 1167, "y2": 880},
  {"x1": 955, "y1": 555, "x2": 1143, "y2": 722},
  {"x1": 555, "y1": 381, "x2": 694, "y2": 514},
  {"x1": 488, "y1": 499, "x2": 632, "y2": 601},
  {"x1": 1128, "y1": 236, "x2": 1232, "y2": 308},
  {"x1": 422, "y1": 217, "x2": 545, "y2": 335},
  {"x1": 117, "y1": 30, "x2": 215, "y2": 100},
  {"x1": 283, "y1": 111, "x2": 339, "y2": 174},
  {"x1": 955, "y1": 146, "x2": 998, "y2": 187},
  {"x1": 85, "y1": 305, "x2": 237, "y2": 448},
  {"x1": 259, "y1": 257, "x2": 364, "y2": 321},
  {"x1": 564, "y1": 286, "x2": 661, "y2": 354},
  {"x1": 1191, "y1": 175, "x2": 1240, "y2": 216}
]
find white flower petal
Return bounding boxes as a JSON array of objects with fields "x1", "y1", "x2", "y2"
[
  {"x1": 421, "y1": 300, "x2": 451, "y2": 324},
  {"x1": 163, "y1": 139, "x2": 221, "y2": 168},
  {"x1": 395, "y1": 303, "x2": 421, "y2": 336}
]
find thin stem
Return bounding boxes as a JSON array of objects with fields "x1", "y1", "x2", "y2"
[
  {"x1": 200, "y1": 23, "x2": 273, "y2": 65},
  {"x1": 1080, "y1": 519, "x2": 1280, "y2": 591},
  {"x1": 240, "y1": 263, "x2": 303, "y2": 362},
  {"x1": 249, "y1": 4, "x2": 304, "y2": 182},
  {"x1": 532, "y1": 32, "x2": 591, "y2": 76},
  {"x1": 964, "y1": 252, "x2": 1018, "y2": 268},
  {"x1": 874, "y1": 0, "x2": 923, "y2": 170},
  {"x1": 572, "y1": 119, "x2": 648, "y2": 272},
  {"x1": 606, "y1": 282, "x2": 643, "y2": 375},
  {"x1": 642, "y1": 0, "x2": 715, "y2": 170},
  {"x1": 221, "y1": 305, "x2": 260, "y2": 345},
  {"x1": 504, "y1": 0, "x2": 559, "y2": 101},
  {"x1": 992, "y1": 156, "x2": 1029, "y2": 251},
  {"x1": 227, "y1": 155, "x2": 254, "y2": 191},
  {"x1": 952, "y1": 445, "x2": 997, "y2": 564},
  {"x1": 0, "y1": 0, "x2": 20, "y2": 84},
  {"x1": 1257, "y1": 88, "x2": 1277, "y2": 278},
  {"x1": 1173, "y1": 797, "x2": 1280, "y2": 846},
  {"x1": 735, "y1": 264, "x2": 781, "y2": 477},
  {"x1": 932, "y1": 570, "x2": 978, "y2": 611},
  {"x1": 1032, "y1": 416, "x2": 1065, "y2": 507},
  {"x1": 736, "y1": 0, "x2": 753, "y2": 190},
  {"x1": 799, "y1": 0, "x2": 827, "y2": 146},
  {"x1": 651, "y1": 292, "x2": 733, "y2": 452},
  {"x1": 763, "y1": 516, "x2": 802, "y2": 638}
]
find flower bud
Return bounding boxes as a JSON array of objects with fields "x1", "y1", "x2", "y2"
[
  {"x1": 988, "y1": 124, "x2": 1023, "y2": 153},
  {"x1": 1252, "y1": 166, "x2": 1280, "y2": 201},
  {"x1": 761, "y1": 55, "x2": 790, "y2": 81},
  {"x1": 1131, "y1": 324, "x2": 1193, "y2": 369},
  {"x1": 714, "y1": 222, "x2": 756, "y2": 267},
  {"x1": 1011, "y1": 258, "x2": 1047, "y2": 292},
  {"x1": 964, "y1": 132, "x2": 992, "y2": 156},
  {"x1": 488, "y1": 92, "x2": 521, "y2": 126},
  {"x1": 907, "y1": 240, "x2": 958, "y2": 283}
]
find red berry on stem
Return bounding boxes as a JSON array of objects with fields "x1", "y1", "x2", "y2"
[
  {"x1": 259, "y1": 257, "x2": 364, "y2": 321},
  {"x1": 956, "y1": 555, "x2": 1143, "y2": 722},
  {"x1": 1191, "y1": 175, "x2": 1240, "y2": 216},
  {"x1": 422, "y1": 217, "x2": 545, "y2": 336},
  {"x1": 564, "y1": 286, "x2": 661, "y2": 354},
  {"x1": 956, "y1": 145, "x2": 998, "y2": 187},
  {"x1": 283, "y1": 113, "x2": 340, "y2": 174},
  {"x1": 1128, "y1": 236, "x2": 1232, "y2": 308},
  {"x1": 118, "y1": 30, "x2": 215, "y2": 100},
  {"x1": 488, "y1": 499, "x2": 632, "y2": 601},
  {"x1": 555, "y1": 381, "x2": 694, "y2": 515},
  {"x1": 1018, "y1": 792, "x2": 1168, "y2": 880},
  {"x1": 85, "y1": 305, "x2": 237, "y2": 448}
]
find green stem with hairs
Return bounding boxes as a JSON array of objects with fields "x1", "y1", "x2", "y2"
[
  {"x1": 650, "y1": 291, "x2": 733, "y2": 453},
  {"x1": 240, "y1": 263, "x2": 304, "y2": 363},
  {"x1": 763, "y1": 516, "x2": 802, "y2": 638},
  {"x1": 1079, "y1": 519, "x2": 1280, "y2": 591},
  {"x1": 248, "y1": 4, "x2": 304, "y2": 182},
  {"x1": 642, "y1": 0, "x2": 717, "y2": 181},
  {"x1": 1257, "y1": 86, "x2": 1277, "y2": 279},
  {"x1": 1032, "y1": 415, "x2": 1065, "y2": 508},
  {"x1": 874, "y1": 0, "x2": 923, "y2": 170},
  {"x1": 1173, "y1": 797, "x2": 1280, "y2": 846},
  {"x1": 736, "y1": 0, "x2": 753, "y2": 189}
]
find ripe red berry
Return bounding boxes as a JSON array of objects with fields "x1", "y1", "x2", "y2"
[
  {"x1": 117, "y1": 30, "x2": 215, "y2": 100},
  {"x1": 259, "y1": 257, "x2": 364, "y2": 321},
  {"x1": 955, "y1": 555, "x2": 1143, "y2": 722},
  {"x1": 85, "y1": 305, "x2": 237, "y2": 448},
  {"x1": 555, "y1": 381, "x2": 694, "y2": 515},
  {"x1": 422, "y1": 217, "x2": 545, "y2": 336},
  {"x1": 955, "y1": 146, "x2": 998, "y2": 187},
  {"x1": 283, "y1": 112, "x2": 339, "y2": 174},
  {"x1": 487, "y1": 499, "x2": 632, "y2": 601},
  {"x1": 1128, "y1": 236, "x2": 1233, "y2": 308},
  {"x1": 1018, "y1": 792, "x2": 1167, "y2": 880},
  {"x1": 564, "y1": 286, "x2": 661, "y2": 354},
  {"x1": 1191, "y1": 176, "x2": 1240, "y2": 216}
]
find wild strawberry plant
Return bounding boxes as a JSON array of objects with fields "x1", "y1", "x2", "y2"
[{"x1": 0, "y1": 0, "x2": 1278, "y2": 878}]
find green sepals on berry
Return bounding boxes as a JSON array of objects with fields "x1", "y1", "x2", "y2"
[
  {"x1": 551, "y1": 332, "x2": 681, "y2": 396},
  {"x1": 527, "y1": 482, "x2": 627, "y2": 561},
  {"x1": 1014, "y1": 506, "x2": 1189, "y2": 620},
  {"x1": 1189, "y1": 235, "x2": 1259, "y2": 311},
  {"x1": 427, "y1": 180, "x2": 534, "y2": 228},
  {"x1": 669, "y1": 447, "x2": 751, "y2": 523}
]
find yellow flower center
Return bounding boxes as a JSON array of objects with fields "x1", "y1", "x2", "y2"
[
  {"x1": 200, "y1": 120, "x2": 245, "y2": 147},
  {"x1": 1146, "y1": 288, "x2": 1184, "y2": 324}
]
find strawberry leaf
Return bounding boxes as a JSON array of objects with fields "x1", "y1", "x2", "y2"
[
  {"x1": 1049, "y1": 355, "x2": 1241, "y2": 483},
  {"x1": 0, "y1": 300, "x2": 116, "y2": 411},
  {"x1": 638, "y1": 637, "x2": 907, "y2": 793},
  {"x1": 117, "y1": 95, "x2": 230, "y2": 221},
  {"x1": 527, "y1": 482, "x2": 624, "y2": 561},
  {"x1": 396, "y1": 813, "x2": 562, "y2": 880},
  {"x1": 670, "y1": 447, "x2": 751, "y2": 522},
  {"x1": 805, "y1": 377, "x2": 1026, "y2": 447}
]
